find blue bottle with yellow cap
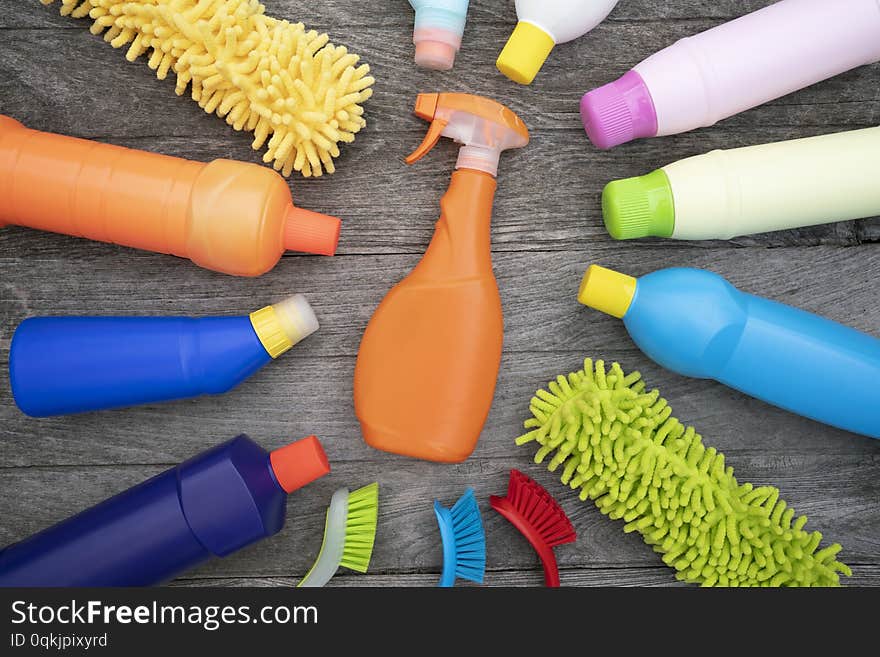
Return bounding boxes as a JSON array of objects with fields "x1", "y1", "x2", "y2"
[
  {"x1": 578, "y1": 265, "x2": 880, "y2": 439},
  {"x1": 9, "y1": 295, "x2": 318, "y2": 417}
]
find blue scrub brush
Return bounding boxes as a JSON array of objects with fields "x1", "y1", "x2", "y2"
[{"x1": 433, "y1": 488, "x2": 486, "y2": 587}]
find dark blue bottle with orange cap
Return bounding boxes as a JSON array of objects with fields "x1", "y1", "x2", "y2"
[{"x1": 0, "y1": 434, "x2": 329, "y2": 586}]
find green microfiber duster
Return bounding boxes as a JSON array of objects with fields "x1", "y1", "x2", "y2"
[{"x1": 516, "y1": 358, "x2": 851, "y2": 587}]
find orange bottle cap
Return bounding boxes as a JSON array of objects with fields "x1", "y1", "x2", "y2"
[
  {"x1": 414, "y1": 40, "x2": 457, "y2": 71},
  {"x1": 270, "y1": 435, "x2": 331, "y2": 493},
  {"x1": 284, "y1": 205, "x2": 341, "y2": 256}
]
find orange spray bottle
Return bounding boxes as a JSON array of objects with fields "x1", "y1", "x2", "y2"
[
  {"x1": 0, "y1": 115, "x2": 340, "y2": 277},
  {"x1": 354, "y1": 93, "x2": 529, "y2": 463}
]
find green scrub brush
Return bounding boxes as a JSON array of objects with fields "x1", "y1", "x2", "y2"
[
  {"x1": 515, "y1": 358, "x2": 851, "y2": 587},
  {"x1": 298, "y1": 482, "x2": 379, "y2": 587}
]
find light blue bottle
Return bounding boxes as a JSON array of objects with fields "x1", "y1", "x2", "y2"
[
  {"x1": 578, "y1": 265, "x2": 880, "y2": 439},
  {"x1": 408, "y1": 0, "x2": 470, "y2": 70}
]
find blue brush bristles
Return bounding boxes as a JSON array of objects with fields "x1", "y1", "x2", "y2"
[{"x1": 433, "y1": 488, "x2": 486, "y2": 587}]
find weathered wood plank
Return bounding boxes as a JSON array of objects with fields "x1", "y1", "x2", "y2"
[
  {"x1": 174, "y1": 570, "x2": 697, "y2": 587},
  {"x1": 859, "y1": 221, "x2": 880, "y2": 244},
  {"x1": 1, "y1": 246, "x2": 879, "y2": 468},
  {"x1": 2, "y1": 24, "x2": 878, "y2": 138},
  {"x1": 2, "y1": 21, "x2": 877, "y2": 255},
  {"x1": 2, "y1": 245, "x2": 879, "y2": 354},
  {"x1": 1, "y1": 452, "x2": 875, "y2": 582},
  {"x1": 0, "y1": 1, "x2": 809, "y2": 31},
  {"x1": 2, "y1": 0, "x2": 879, "y2": 587},
  {"x1": 1, "y1": 345, "x2": 878, "y2": 468},
  {"x1": 0, "y1": 135, "x2": 875, "y2": 258},
  {"x1": 175, "y1": 562, "x2": 880, "y2": 587}
]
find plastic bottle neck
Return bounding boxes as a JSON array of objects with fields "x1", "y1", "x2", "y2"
[
  {"x1": 456, "y1": 145, "x2": 500, "y2": 177},
  {"x1": 410, "y1": 169, "x2": 498, "y2": 281},
  {"x1": 283, "y1": 205, "x2": 341, "y2": 256}
]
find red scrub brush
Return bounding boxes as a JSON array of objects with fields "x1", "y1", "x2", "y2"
[{"x1": 490, "y1": 469, "x2": 576, "y2": 587}]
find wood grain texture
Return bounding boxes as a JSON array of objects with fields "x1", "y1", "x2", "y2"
[{"x1": 1, "y1": 0, "x2": 879, "y2": 587}]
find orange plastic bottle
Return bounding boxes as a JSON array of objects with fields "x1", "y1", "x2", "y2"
[
  {"x1": 354, "y1": 93, "x2": 529, "y2": 463},
  {"x1": 0, "y1": 115, "x2": 340, "y2": 277}
]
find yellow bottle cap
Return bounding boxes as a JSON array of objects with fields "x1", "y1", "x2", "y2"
[
  {"x1": 250, "y1": 294, "x2": 320, "y2": 359},
  {"x1": 496, "y1": 21, "x2": 555, "y2": 85},
  {"x1": 577, "y1": 265, "x2": 637, "y2": 318}
]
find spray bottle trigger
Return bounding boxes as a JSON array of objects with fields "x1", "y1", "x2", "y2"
[{"x1": 405, "y1": 119, "x2": 449, "y2": 164}]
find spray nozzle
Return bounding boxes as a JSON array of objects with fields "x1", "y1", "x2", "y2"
[{"x1": 405, "y1": 93, "x2": 529, "y2": 177}]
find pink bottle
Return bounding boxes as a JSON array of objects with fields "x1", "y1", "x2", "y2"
[{"x1": 581, "y1": 0, "x2": 880, "y2": 149}]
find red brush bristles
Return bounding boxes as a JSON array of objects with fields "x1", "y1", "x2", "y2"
[
  {"x1": 490, "y1": 469, "x2": 576, "y2": 587},
  {"x1": 506, "y1": 470, "x2": 576, "y2": 547}
]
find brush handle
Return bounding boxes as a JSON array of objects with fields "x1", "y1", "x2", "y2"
[
  {"x1": 434, "y1": 503, "x2": 459, "y2": 587},
  {"x1": 490, "y1": 496, "x2": 561, "y2": 587},
  {"x1": 298, "y1": 488, "x2": 349, "y2": 588}
]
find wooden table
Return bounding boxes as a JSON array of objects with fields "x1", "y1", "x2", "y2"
[{"x1": 1, "y1": 0, "x2": 878, "y2": 587}]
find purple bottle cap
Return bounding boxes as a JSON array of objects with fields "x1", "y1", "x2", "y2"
[{"x1": 580, "y1": 70, "x2": 658, "y2": 150}]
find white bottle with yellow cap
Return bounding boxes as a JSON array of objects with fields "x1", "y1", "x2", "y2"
[{"x1": 497, "y1": 0, "x2": 620, "y2": 85}]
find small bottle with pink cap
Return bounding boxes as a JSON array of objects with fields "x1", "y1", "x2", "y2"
[
  {"x1": 580, "y1": 0, "x2": 880, "y2": 149},
  {"x1": 408, "y1": 0, "x2": 470, "y2": 70}
]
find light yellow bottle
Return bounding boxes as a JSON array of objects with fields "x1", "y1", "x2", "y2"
[{"x1": 602, "y1": 126, "x2": 880, "y2": 240}]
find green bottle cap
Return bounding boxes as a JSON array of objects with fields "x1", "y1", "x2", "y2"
[{"x1": 602, "y1": 168, "x2": 675, "y2": 240}]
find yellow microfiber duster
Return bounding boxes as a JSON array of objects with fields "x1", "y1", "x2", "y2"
[
  {"x1": 43, "y1": 0, "x2": 375, "y2": 177},
  {"x1": 516, "y1": 358, "x2": 852, "y2": 587}
]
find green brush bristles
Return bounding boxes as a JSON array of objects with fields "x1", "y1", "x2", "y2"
[
  {"x1": 340, "y1": 482, "x2": 379, "y2": 573},
  {"x1": 515, "y1": 358, "x2": 852, "y2": 587}
]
